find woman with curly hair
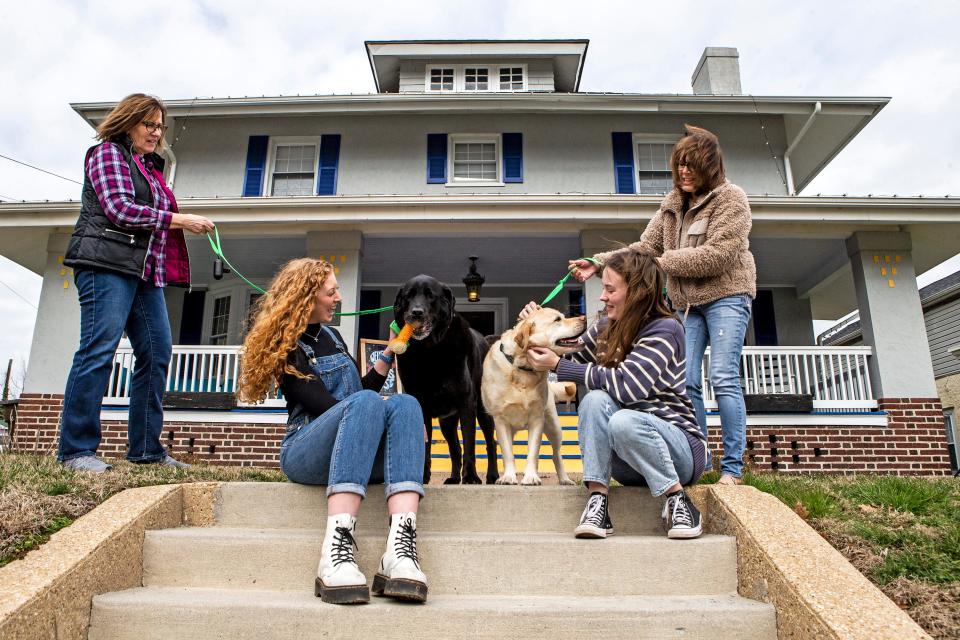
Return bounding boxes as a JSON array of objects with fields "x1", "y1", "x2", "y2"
[{"x1": 239, "y1": 258, "x2": 427, "y2": 605}]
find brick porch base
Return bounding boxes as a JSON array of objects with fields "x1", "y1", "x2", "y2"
[{"x1": 10, "y1": 394, "x2": 952, "y2": 475}]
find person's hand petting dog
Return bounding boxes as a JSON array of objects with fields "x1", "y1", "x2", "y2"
[{"x1": 526, "y1": 345, "x2": 560, "y2": 372}]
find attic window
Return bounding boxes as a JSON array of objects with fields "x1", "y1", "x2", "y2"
[
  {"x1": 499, "y1": 67, "x2": 525, "y2": 91},
  {"x1": 464, "y1": 68, "x2": 489, "y2": 91},
  {"x1": 429, "y1": 68, "x2": 454, "y2": 92}
]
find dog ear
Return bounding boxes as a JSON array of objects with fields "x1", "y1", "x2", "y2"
[
  {"x1": 513, "y1": 320, "x2": 534, "y2": 352},
  {"x1": 392, "y1": 286, "x2": 405, "y2": 322},
  {"x1": 441, "y1": 284, "x2": 455, "y2": 311}
]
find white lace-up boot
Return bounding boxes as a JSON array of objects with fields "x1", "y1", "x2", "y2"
[
  {"x1": 372, "y1": 512, "x2": 428, "y2": 603},
  {"x1": 315, "y1": 513, "x2": 369, "y2": 604}
]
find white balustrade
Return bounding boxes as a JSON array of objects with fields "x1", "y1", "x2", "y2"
[
  {"x1": 105, "y1": 344, "x2": 877, "y2": 412},
  {"x1": 702, "y1": 346, "x2": 876, "y2": 411}
]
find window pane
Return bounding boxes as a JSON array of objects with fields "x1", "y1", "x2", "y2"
[{"x1": 452, "y1": 142, "x2": 497, "y2": 181}]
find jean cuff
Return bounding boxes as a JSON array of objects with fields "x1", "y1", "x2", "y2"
[
  {"x1": 651, "y1": 476, "x2": 680, "y2": 498},
  {"x1": 582, "y1": 476, "x2": 610, "y2": 487},
  {"x1": 127, "y1": 453, "x2": 165, "y2": 463},
  {"x1": 58, "y1": 452, "x2": 97, "y2": 462},
  {"x1": 327, "y1": 483, "x2": 367, "y2": 499},
  {"x1": 385, "y1": 481, "x2": 425, "y2": 499}
]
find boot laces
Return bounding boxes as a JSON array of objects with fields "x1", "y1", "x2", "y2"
[
  {"x1": 670, "y1": 494, "x2": 693, "y2": 528},
  {"x1": 580, "y1": 494, "x2": 606, "y2": 528},
  {"x1": 331, "y1": 526, "x2": 358, "y2": 567},
  {"x1": 394, "y1": 517, "x2": 420, "y2": 569}
]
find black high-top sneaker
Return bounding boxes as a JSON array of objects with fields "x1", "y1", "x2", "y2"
[
  {"x1": 574, "y1": 492, "x2": 612, "y2": 539},
  {"x1": 661, "y1": 490, "x2": 702, "y2": 539}
]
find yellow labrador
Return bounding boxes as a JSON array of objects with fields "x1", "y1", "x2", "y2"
[{"x1": 481, "y1": 308, "x2": 585, "y2": 485}]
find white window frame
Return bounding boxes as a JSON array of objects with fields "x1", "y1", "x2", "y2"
[
  {"x1": 424, "y1": 64, "x2": 526, "y2": 93},
  {"x1": 454, "y1": 297, "x2": 509, "y2": 335},
  {"x1": 447, "y1": 133, "x2": 503, "y2": 187},
  {"x1": 632, "y1": 133, "x2": 680, "y2": 195},
  {"x1": 209, "y1": 294, "x2": 232, "y2": 345},
  {"x1": 497, "y1": 64, "x2": 528, "y2": 92},
  {"x1": 263, "y1": 136, "x2": 321, "y2": 197}
]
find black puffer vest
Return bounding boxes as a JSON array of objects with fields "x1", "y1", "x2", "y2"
[{"x1": 64, "y1": 139, "x2": 161, "y2": 279}]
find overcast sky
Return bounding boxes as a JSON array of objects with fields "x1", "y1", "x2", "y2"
[{"x1": 1, "y1": 0, "x2": 959, "y2": 387}]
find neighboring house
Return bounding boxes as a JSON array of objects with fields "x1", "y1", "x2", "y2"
[
  {"x1": 2, "y1": 39, "x2": 959, "y2": 474},
  {"x1": 820, "y1": 270, "x2": 960, "y2": 469}
]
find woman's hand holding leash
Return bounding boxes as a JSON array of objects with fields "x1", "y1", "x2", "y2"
[{"x1": 568, "y1": 258, "x2": 599, "y2": 283}]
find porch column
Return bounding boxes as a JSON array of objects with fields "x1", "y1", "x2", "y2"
[
  {"x1": 771, "y1": 288, "x2": 814, "y2": 345},
  {"x1": 23, "y1": 233, "x2": 79, "y2": 394},
  {"x1": 579, "y1": 229, "x2": 640, "y2": 320},
  {"x1": 846, "y1": 231, "x2": 936, "y2": 397},
  {"x1": 306, "y1": 230, "x2": 363, "y2": 356}
]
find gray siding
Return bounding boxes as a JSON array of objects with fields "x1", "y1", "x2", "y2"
[
  {"x1": 171, "y1": 111, "x2": 789, "y2": 198},
  {"x1": 399, "y1": 59, "x2": 554, "y2": 93},
  {"x1": 926, "y1": 296, "x2": 960, "y2": 378}
]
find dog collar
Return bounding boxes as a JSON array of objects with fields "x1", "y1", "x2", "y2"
[{"x1": 500, "y1": 342, "x2": 536, "y2": 372}]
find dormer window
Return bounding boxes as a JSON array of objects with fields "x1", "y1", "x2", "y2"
[
  {"x1": 424, "y1": 64, "x2": 526, "y2": 92},
  {"x1": 429, "y1": 67, "x2": 454, "y2": 92}
]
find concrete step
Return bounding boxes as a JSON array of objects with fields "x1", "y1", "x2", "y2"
[
  {"x1": 143, "y1": 527, "x2": 737, "y2": 596},
  {"x1": 89, "y1": 588, "x2": 777, "y2": 640},
  {"x1": 215, "y1": 482, "x2": 665, "y2": 534}
]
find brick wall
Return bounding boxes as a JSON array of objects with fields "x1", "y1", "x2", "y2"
[{"x1": 11, "y1": 394, "x2": 952, "y2": 475}]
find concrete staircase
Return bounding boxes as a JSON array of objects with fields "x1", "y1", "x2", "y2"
[{"x1": 87, "y1": 483, "x2": 777, "y2": 639}]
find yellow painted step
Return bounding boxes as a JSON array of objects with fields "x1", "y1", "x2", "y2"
[{"x1": 428, "y1": 416, "x2": 582, "y2": 474}]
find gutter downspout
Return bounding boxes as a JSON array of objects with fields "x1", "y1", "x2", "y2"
[{"x1": 783, "y1": 101, "x2": 821, "y2": 196}]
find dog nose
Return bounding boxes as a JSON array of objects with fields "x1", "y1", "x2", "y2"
[{"x1": 410, "y1": 308, "x2": 425, "y2": 320}]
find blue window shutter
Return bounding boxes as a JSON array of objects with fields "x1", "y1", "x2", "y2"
[
  {"x1": 316, "y1": 134, "x2": 341, "y2": 195},
  {"x1": 242, "y1": 135, "x2": 269, "y2": 197},
  {"x1": 426, "y1": 133, "x2": 447, "y2": 183},
  {"x1": 502, "y1": 132, "x2": 523, "y2": 183},
  {"x1": 611, "y1": 132, "x2": 636, "y2": 194}
]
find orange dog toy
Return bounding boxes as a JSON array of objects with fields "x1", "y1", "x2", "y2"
[{"x1": 388, "y1": 322, "x2": 416, "y2": 354}]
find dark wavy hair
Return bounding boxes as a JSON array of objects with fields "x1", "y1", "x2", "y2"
[
  {"x1": 595, "y1": 250, "x2": 673, "y2": 367},
  {"x1": 670, "y1": 124, "x2": 725, "y2": 194}
]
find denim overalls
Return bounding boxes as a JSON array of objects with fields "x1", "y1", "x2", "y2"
[{"x1": 278, "y1": 326, "x2": 426, "y2": 498}]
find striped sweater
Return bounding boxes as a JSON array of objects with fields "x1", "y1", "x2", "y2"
[{"x1": 555, "y1": 316, "x2": 708, "y2": 484}]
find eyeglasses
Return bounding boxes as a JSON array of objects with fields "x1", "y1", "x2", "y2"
[{"x1": 142, "y1": 120, "x2": 168, "y2": 134}]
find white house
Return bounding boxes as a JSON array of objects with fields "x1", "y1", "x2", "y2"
[{"x1": 2, "y1": 39, "x2": 958, "y2": 474}]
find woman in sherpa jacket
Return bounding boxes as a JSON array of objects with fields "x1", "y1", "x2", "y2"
[{"x1": 572, "y1": 124, "x2": 756, "y2": 485}]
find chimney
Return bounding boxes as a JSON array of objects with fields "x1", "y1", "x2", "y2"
[{"x1": 691, "y1": 47, "x2": 742, "y2": 95}]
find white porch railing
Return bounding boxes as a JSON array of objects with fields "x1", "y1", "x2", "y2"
[
  {"x1": 702, "y1": 346, "x2": 876, "y2": 411},
  {"x1": 103, "y1": 345, "x2": 286, "y2": 407},
  {"x1": 104, "y1": 344, "x2": 877, "y2": 412}
]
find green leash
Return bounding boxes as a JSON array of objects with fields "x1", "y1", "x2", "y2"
[{"x1": 207, "y1": 227, "x2": 596, "y2": 324}]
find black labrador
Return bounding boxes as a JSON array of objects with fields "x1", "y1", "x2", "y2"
[{"x1": 393, "y1": 275, "x2": 498, "y2": 485}]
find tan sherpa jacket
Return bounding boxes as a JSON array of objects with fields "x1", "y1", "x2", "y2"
[{"x1": 595, "y1": 181, "x2": 756, "y2": 310}]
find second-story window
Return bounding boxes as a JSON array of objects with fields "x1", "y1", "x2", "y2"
[
  {"x1": 634, "y1": 135, "x2": 679, "y2": 195},
  {"x1": 464, "y1": 67, "x2": 489, "y2": 91},
  {"x1": 450, "y1": 134, "x2": 500, "y2": 184},
  {"x1": 429, "y1": 67, "x2": 454, "y2": 91},
  {"x1": 268, "y1": 139, "x2": 318, "y2": 196}
]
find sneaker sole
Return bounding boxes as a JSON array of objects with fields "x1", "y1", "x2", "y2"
[
  {"x1": 371, "y1": 573, "x2": 428, "y2": 603},
  {"x1": 315, "y1": 577, "x2": 370, "y2": 604},
  {"x1": 667, "y1": 524, "x2": 703, "y2": 539},
  {"x1": 574, "y1": 525, "x2": 607, "y2": 539}
]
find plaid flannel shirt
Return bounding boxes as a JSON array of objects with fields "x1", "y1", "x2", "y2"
[{"x1": 86, "y1": 142, "x2": 174, "y2": 286}]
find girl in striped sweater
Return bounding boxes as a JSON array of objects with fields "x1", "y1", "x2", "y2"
[{"x1": 525, "y1": 250, "x2": 709, "y2": 539}]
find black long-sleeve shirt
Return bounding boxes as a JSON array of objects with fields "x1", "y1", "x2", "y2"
[{"x1": 280, "y1": 324, "x2": 386, "y2": 418}]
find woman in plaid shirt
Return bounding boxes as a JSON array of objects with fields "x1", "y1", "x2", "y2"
[{"x1": 59, "y1": 93, "x2": 214, "y2": 473}]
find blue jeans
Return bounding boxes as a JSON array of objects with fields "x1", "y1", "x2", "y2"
[
  {"x1": 578, "y1": 390, "x2": 695, "y2": 497},
  {"x1": 59, "y1": 269, "x2": 172, "y2": 462},
  {"x1": 280, "y1": 390, "x2": 425, "y2": 499},
  {"x1": 684, "y1": 294, "x2": 751, "y2": 478}
]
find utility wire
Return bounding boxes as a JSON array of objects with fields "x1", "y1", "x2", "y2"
[
  {"x1": 0, "y1": 153, "x2": 82, "y2": 185},
  {"x1": 749, "y1": 95, "x2": 788, "y2": 191},
  {"x1": 0, "y1": 279, "x2": 39, "y2": 310},
  {"x1": 0, "y1": 192, "x2": 19, "y2": 202}
]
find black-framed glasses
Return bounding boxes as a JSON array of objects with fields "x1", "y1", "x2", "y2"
[{"x1": 142, "y1": 121, "x2": 168, "y2": 134}]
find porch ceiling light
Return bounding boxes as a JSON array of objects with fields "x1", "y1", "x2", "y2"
[{"x1": 462, "y1": 255, "x2": 485, "y2": 302}]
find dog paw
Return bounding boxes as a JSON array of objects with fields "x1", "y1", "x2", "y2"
[
  {"x1": 521, "y1": 475, "x2": 542, "y2": 486},
  {"x1": 443, "y1": 476, "x2": 461, "y2": 485},
  {"x1": 462, "y1": 473, "x2": 482, "y2": 485},
  {"x1": 485, "y1": 474, "x2": 500, "y2": 485},
  {"x1": 496, "y1": 474, "x2": 518, "y2": 485},
  {"x1": 558, "y1": 476, "x2": 576, "y2": 486}
]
